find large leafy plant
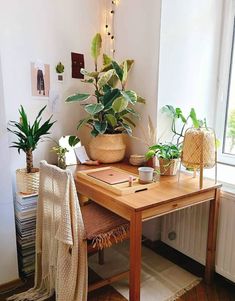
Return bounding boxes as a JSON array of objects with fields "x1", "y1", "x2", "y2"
[
  {"x1": 66, "y1": 33, "x2": 145, "y2": 137},
  {"x1": 8, "y1": 105, "x2": 55, "y2": 173}
]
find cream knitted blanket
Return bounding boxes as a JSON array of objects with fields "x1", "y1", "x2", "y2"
[{"x1": 9, "y1": 161, "x2": 87, "y2": 301}]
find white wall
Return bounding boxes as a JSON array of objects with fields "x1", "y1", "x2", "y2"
[
  {"x1": 0, "y1": 0, "x2": 102, "y2": 285},
  {"x1": 158, "y1": 0, "x2": 223, "y2": 141},
  {"x1": 0, "y1": 59, "x2": 19, "y2": 285},
  {"x1": 114, "y1": 0, "x2": 162, "y2": 156}
]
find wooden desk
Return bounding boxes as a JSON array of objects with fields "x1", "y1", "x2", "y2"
[{"x1": 69, "y1": 162, "x2": 221, "y2": 301}]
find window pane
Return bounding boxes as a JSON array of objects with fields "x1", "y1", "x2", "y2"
[{"x1": 223, "y1": 21, "x2": 235, "y2": 155}]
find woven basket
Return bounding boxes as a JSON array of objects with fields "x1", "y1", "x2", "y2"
[
  {"x1": 16, "y1": 168, "x2": 39, "y2": 195},
  {"x1": 159, "y1": 158, "x2": 180, "y2": 176},
  {"x1": 89, "y1": 133, "x2": 126, "y2": 163},
  {"x1": 182, "y1": 128, "x2": 216, "y2": 169}
]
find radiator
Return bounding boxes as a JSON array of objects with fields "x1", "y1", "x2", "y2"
[
  {"x1": 161, "y1": 191, "x2": 235, "y2": 282},
  {"x1": 161, "y1": 202, "x2": 209, "y2": 265},
  {"x1": 216, "y1": 192, "x2": 235, "y2": 282}
]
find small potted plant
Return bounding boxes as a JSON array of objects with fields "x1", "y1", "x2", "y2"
[
  {"x1": 8, "y1": 105, "x2": 55, "y2": 194},
  {"x1": 66, "y1": 33, "x2": 145, "y2": 163},
  {"x1": 145, "y1": 143, "x2": 182, "y2": 175}
]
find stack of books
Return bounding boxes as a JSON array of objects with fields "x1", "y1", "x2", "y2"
[{"x1": 14, "y1": 193, "x2": 38, "y2": 277}]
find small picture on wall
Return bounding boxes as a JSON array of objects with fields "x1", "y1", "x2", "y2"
[{"x1": 31, "y1": 61, "x2": 50, "y2": 97}]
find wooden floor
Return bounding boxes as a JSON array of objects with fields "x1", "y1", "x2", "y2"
[{"x1": 1, "y1": 242, "x2": 235, "y2": 301}]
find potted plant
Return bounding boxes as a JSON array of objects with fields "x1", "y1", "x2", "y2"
[
  {"x1": 145, "y1": 143, "x2": 182, "y2": 175},
  {"x1": 8, "y1": 105, "x2": 55, "y2": 194},
  {"x1": 66, "y1": 33, "x2": 145, "y2": 163}
]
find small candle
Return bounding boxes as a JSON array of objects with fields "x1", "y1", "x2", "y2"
[{"x1": 129, "y1": 175, "x2": 134, "y2": 187}]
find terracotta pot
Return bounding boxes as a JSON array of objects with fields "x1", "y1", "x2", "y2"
[
  {"x1": 159, "y1": 158, "x2": 180, "y2": 176},
  {"x1": 89, "y1": 133, "x2": 126, "y2": 163},
  {"x1": 16, "y1": 168, "x2": 39, "y2": 194}
]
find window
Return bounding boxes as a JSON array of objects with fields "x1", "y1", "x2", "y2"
[{"x1": 216, "y1": 1, "x2": 235, "y2": 165}]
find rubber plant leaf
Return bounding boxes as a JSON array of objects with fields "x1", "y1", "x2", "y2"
[
  {"x1": 90, "y1": 128, "x2": 99, "y2": 137},
  {"x1": 80, "y1": 68, "x2": 99, "y2": 78},
  {"x1": 91, "y1": 33, "x2": 102, "y2": 63},
  {"x1": 97, "y1": 69, "x2": 115, "y2": 90},
  {"x1": 121, "y1": 90, "x2": 137, "y2": 104},
  {"x1": 111, "y1": 61, "x2": 123, "y2": 81},
  {"x1": 122, "y1": 60, "x2": 128, "y2": 88},
  {"x1": 137, "y1": 95, "x2": 146, "y2": 104},
  {"x1": 103, "y1": 54, "x2": 112, "y2": 65},
  {"x1": 105, "y1": 114, "x2": 117, "y2": 127},
  {"x1": 94, "y1": 121, "x2": 108, "y2": 134},
  {"x1": 102, "y1": 89, "x2": 120, "y2": 109},
  {"x1": 112, "y1": 96, "x2": 128, "y2": 113},
  {"x1": 77, "y1": 117, "x2": 92, "y2": 129},
  {"x1": 65, "y1": 93, "x2": 91, "y2": 102},
  {"x1": 85, "y1": 103, "x2": 104, "y2": 115}
]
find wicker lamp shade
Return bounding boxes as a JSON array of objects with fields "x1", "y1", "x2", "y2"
[{"x1": 181, "y1": 127, "x2": 217, "y2": 188}]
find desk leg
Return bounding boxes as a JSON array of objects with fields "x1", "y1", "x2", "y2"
[
  {"x1": 129, "y1": 211, "x2": 142, "y2": 301},
  {"x1": 205, "y1": 188, "x2": 220, "y2": 284}
]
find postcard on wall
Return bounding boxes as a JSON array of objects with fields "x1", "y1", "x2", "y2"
[{"x1": 31, "y1": 61, "x2": 50, "y2": 98}]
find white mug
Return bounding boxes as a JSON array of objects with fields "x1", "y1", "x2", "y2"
[{"x1": 138, "y1": 167, "x2": 154, "y2": 184}]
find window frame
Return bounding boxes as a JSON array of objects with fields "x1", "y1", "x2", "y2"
[{"x1": 216, "y1": 0, "x2": 235, "y2": 166}]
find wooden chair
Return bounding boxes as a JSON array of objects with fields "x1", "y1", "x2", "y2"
[{"x1": 40, "y1": 161, "x2": 129, "y2": 295}]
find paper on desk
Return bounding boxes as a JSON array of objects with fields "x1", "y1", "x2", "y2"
[{"x1": 74, "y1": 146, "x2": 90, "y2": 163}]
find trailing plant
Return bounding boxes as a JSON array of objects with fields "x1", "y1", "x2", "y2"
[
  {"x1": 8, "y1": 105, "x2": 55, "y2": 173},
  {"x1": 145, "y1": 143, "x2": 182, "y2": 161},
  {"x1": 66, "y1": 33, "x2": 146, "y2": 137}
]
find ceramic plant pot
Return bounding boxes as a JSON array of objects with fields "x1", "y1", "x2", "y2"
[
  {"x1": 16, "y1": 168, "x2": 39, "y2": 194},
  {"x1": 159, "y1": 158, "x2": 180, "y2": 176},
  {"x1": 89, "y1": 133, "x2": 126, "y2": 163}
]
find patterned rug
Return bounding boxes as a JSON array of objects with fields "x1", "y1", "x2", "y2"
[{"x1": 89, "y1": 242, "x2": 201, "y2": 301}]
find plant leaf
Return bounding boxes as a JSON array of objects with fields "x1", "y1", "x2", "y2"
[
  {"x1": 103, "y1": 54, "x2": 112, "y2": 65},
  {"x1": 102, "y1": 88, "x2": 120, "y2": 109},
  {"x1": 77, "y1": 117, "x2": 92, "y2": 129},
  {"x1": 68, "y1": 136, "x2": 80, "y2": 147},
  {"x1": 112, "y1": 96, "x2": 128, "y2": 113},
  {"x1": 97, "y1": 69, "x2": 115, "y2": 90},
  {"x1": 90, "y1": 128, "x2": 99, "y2": 137},
  {"x1": 111, "y1": 61, "x2": 123, "y2": 81},
  {"x1": 137, "y1": 95, "x2": 146, "y2": 104},
  {"x1": 85, "y1": 103, "x2": 104, "y2": 115},
  {"x1": 80, "y1": 69, "x2": 99, "y2": 78},
  {"x1": 122, "y1": 116, "x2": 136, "y2": 128},
  {"x1": 94, "y1": 121, "x2": 108, "y2": 134},
  {"x1": 65, "y1": 93, "x2": 91, "y2": 102},
  {"x1": 121, "y1": 90, "x2": 137, "y2": 104},
  {"x1": 91, "y1": 33, "x2": 102, "y2": 62},
  {"x1": 105, "y1": 114, "x2": 117, "y2": 127},
  {"x1": 122, "y1": 60, "x2": 128, "y2": 87},
  {"x1": 190, "y1": 108, "x2": 200, "y2": 128}
]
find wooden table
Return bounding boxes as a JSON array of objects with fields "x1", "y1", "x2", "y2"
[{"x1": 69, "y1": 162, "x2": 221, "y2": 301}]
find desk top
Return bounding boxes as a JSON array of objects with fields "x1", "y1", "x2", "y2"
[{"x1": 69, "y1": 162, "x2": 221, "y2": 215}]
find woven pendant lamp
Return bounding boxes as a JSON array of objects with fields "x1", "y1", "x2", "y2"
[{"x1": 180, "y1": 127, "x2": 217, "y2": 188}]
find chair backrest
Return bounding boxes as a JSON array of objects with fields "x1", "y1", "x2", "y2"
[{"x1": 36, "y1": 160, "x2": 87, "y2": 301}]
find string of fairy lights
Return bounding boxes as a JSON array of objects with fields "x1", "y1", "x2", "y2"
[{"x1": 104, "y1": 0, "x2": 120, "y2": 58}]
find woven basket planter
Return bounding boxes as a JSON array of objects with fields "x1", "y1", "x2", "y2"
[
  {"x1": 89, "y1": 133, "x2": 126, "y2": 163},
  {"x1": 159, "y1": 158, "x2": 180, "y2": 176},
  {"x1": 16, "y1": 168, "x2": 39, "y2": 195}
]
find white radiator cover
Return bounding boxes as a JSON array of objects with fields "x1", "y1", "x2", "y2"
[{"x1": 161, "y1": 192, "x2": 235, "y2": 282}]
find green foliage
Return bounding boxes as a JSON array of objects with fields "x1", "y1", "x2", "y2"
[
  {"x1": 68, "y1": 135, "x2": 80, "y2": 147},
  {"x1": 56, "y1": 62, "x2": 64, "y2": 74},
  {"x1": 8, "y1": 105, "x2": 55, "y2": 154},
  {"x1": 227, "y1": 109, "x2": 235, "y2": 152},
  {"x1": 65, "y1": 33, "x2": 145, "y2": 136},
  {"x1": 145, "y1": 143, "x2": 182, "y2": 160},
  {"x1": 161, "y1": 105, "x2": 206, "y2": 145}
]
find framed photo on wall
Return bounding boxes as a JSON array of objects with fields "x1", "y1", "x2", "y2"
[{"x1": 31, "y1": 61, "x2": 50, "y2": 98}]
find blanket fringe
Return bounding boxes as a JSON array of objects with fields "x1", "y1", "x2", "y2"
[
  {"x1": 164, "y1": 278, "x2": 202, "y2": 301},
  {"x1": 91, "y1": 224, "x2": 129, "y2": 250},
  {"x1": 7, "y1": 275, "x2": 54, "y2": 301}
]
